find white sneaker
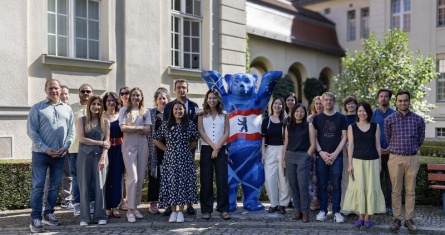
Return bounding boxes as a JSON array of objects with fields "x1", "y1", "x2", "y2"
[
  {"x1": 80, "y1": 221, "x2": 88, "y2": 227},
  {"x1": 127, "y1": 213, "x2": 136, "y2": 223},
  {"x1": 316, "y1": 211, "x2": 327, "y2": 222},
  {"x1": 73, "y1": 203, "x2": 80, "y2": 216},
  {"x1": 176, "y1": 211, "x2": 184, "y2": 223},
  {"x1": 334, "y1": 213, "x2": 344, "y2": 223},
  {"x1": 134, "y1": 210, "x2": 144, "y2": 219},
  {"x1": 98, "y1": 220, "x2": 107, "y2": 225},
  {"x1": 169, "y1": 212, "x2": 178, "y2": 223}
]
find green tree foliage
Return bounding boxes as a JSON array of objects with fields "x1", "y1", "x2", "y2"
[
  {"x1": 272, "y1": 74, "x2": 295, "y2": 100},
  {"x1": 334, "y1": 29, "x2": 437, "y2": 122},
  {"x1": 304, "y1": 77, "x2": 326, "y2": 104}
]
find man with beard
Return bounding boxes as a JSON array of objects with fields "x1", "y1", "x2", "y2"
[
  {"x1": 385, "y1": 91, "x2": 425, "y2": 232},
  {"x1": 371, "y1": 88, "x2": 395, "y2": 216}
]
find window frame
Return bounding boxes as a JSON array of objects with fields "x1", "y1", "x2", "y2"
[
  {"x1": 438, "y1": 0, "x2": 445, "y2": 27},
  {"x1": 360, "y1": 8, "x2": 369, "y2": 39},
  {"x1": 391, "y1": 0, "x2": 411, "y2": 32},
  {"x1": 437, "y1": 59, "x2": 445, "y2": 102},
  {"x1": 436, "y1": 127, "x2": 445, "y2": 138},
  {"x1": 47, "y1": 0, "x2": 102, "y2": 60},
  {"x1": 171, "y1": 0, "x2": 202, "y2": 70},
  {"x1": 347, "y1": 10, "x2": 356, "y2": 41}
]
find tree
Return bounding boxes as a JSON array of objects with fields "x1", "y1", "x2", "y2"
[
  {"x1": 334, "y1": 29, "x2": 437, "y2": 122},
  {"x1": 272, "y1": 74, "x2": 295, "y2": 100},
  {"x1": 304, "y1": 77, "x2": 326, "y2": 105}
]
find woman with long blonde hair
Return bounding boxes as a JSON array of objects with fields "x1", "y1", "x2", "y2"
[{"x1": 118, "y1": 87, "x2": 152, "y2": 223}]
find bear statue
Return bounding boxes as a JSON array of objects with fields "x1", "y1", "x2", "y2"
[{"x1": 201, "y1": 70, "x2": 282, "y2": 211}]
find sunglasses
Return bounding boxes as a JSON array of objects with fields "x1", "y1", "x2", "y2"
[
  {"x1": 80, "y1": 90, "x2": 92, "y2": 94},
  {"x1": 120, "y1": 92, "x2": 129, "y2": 95}
]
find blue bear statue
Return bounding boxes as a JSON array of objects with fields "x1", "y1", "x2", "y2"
[{"x1": 201, "y1": 70, "x2": 282, "y2": 211}]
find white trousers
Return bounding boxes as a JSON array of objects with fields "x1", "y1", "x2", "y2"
[{"x1": 264, "y1": 145, "x2": 290, "y2": 207}]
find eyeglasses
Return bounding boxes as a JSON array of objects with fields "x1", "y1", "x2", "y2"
[
  {"x1": 80, "y1": 90, "x2": 92, "y2": 94},
  {"x1": 120, "y1": 92, "x2": 129, "y2": 96}
]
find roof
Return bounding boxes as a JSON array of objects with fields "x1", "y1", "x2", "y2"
[
  {"x1": 247, "y1": 0, "x2": 345, "y2": 56},
  {"x1": 291, "y1": 0, "x2": 333, "y2": 6}
]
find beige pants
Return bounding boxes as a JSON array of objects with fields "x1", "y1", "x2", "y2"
[
  {"x1": 122, "y1": 133, "x2": 149, "y2": 210},
  {"x1": 388, "y1": 154, "x2": 420, "y2": 220},
  {"x1": 264, "y1": 145, "x2": 290, "y2": 207}
]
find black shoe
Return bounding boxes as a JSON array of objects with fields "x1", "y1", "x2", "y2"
[
  {"x1": 386, "y1": 207, "x2": 393, "y2": 216},
  {"x1": 287, "y1": 201, "x2": 294, "y2": 208},
  {"x1": 268, "y1": 206, "x2": 278, "y2": 213},
  {"x1": 163, "y1": 207, "x2": 172, "y2": 216},
  {"x1": 186, "y1": 205, "x2": 195, "y2": 215},
  {"x1": 279, "y1": 206, "x2": 286, "y2": 214}
]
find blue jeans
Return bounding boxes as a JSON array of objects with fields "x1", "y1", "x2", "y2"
[
  {"x1": 316, "y1": 155, "x2": 343, "y2": 213},
  {"x1": 30, "y1": 152, "x2": 65, "y2": 220},
  {"x1": 68, "y1": 153, "x2": 80, "y2": 204}
]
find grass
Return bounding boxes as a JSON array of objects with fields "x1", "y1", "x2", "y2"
[{"x1": 420, "y1": 156, "x2": 445, "y2": 164}]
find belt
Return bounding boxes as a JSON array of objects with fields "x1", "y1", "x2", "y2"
[
  {"x1": 391, "y1": 152, "x2": 417, "y2": 156},
  {"x1": 110, "y1": 138, "x2": 123, "y2": 146}
]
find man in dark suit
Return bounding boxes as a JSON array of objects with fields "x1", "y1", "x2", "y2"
[{"x1": 162, "y1": 79, "x2": 200, "y2": 216}]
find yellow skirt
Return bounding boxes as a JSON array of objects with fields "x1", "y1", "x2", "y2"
[{"x1": 343, "y1": 158, "x2": 386, "y2": 215}]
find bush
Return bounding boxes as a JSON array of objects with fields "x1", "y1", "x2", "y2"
[
  {"x1": 420, "y1": 141, "x2": 445, "y2": 158},
  {"x1": 0, "y1": 160, "x2": 32, "y2": 210},
  {"x1": 0, "y1": 159, "x2": 442, "y2": 210}
]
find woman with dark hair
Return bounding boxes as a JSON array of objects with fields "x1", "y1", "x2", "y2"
[
  {"x1": 77, "y1": 96, "x2": 110, "y2": 226},
  {"x1": 103, "y1": 92, "x2": 124, "y2": 219},
  {"x1": 261, "y1": 98, "x2": 290, "y2": 214},
  {"x1": 118, "y1": 87, "x2": 151, "y2": 223},
  {"x1": 198, "y1": 89, "x2": 230, "y2": 220},
  {"x1": 153, "y1": 100, "x2": 199, "y2": 223},
  {"x1": 282, "y1": 103, "x2": 315, "y2": 223},
  {"x1": 284, "y1": 92, "x2": 297, "y2": 115},
  {"x1": 147, "y1": 87, "x2": 171, "y2": 214},
  {"x1": 343, "y1": 102, "x2": 385, "y2": 228},
  {"x1": 341, "y1": 95, "x2": 358, "y2": 215}
]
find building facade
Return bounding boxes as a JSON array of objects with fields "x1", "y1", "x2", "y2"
[
  {"x1": 0, "y1": 0, "x2": 342, "y2": 159},
  {"x1": 294, "y1": 0, "x2": 445, "y2": 138}
]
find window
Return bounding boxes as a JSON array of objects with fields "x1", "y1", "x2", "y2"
[
  {"x1": 361, "y1": 8, "x2": 369, "y2": 38},
  {"x1": 347, "y1": 10, "x2": 356, "y2": 41},
  {"x1": 437, "y1": 59, "x2": 445, "y2": 102},
  {"x1": 436, "y1": 128, "x2": 445, "y2": 138},
  {"x1": 171, "y1": 0, "x2": 202, "y2": 69},
  {"x1": 439, "y1": 0, "x2": 445, "y2": 27},
  {"x1": 391, "y1": 0, "x2": 410, "y2": 32},
  {"x1": 47, "y1": 0, "x2": 100, "y2": 60}
]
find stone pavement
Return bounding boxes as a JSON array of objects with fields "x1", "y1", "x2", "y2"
[{"x1": 1, "y1": 202, "x2": 444, "y2": 234}]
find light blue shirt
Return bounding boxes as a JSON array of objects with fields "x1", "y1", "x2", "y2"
[{"x1": 27, "y1": 99, "x2": 75, "y2": 153}]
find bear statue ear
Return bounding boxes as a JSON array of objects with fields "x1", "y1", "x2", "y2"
[{"x1": 224, "y1": 74, "x2": 233, "y2": 85}]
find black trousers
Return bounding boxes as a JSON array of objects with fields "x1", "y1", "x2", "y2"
[
  {"x1": 147, "y1": 149, "x2": 163, "y2": 202},
  {"x1": 200, "y1": 145, "x2": 229, "y2": 213}
]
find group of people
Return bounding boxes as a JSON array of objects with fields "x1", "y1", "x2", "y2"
[
  {"x1": 27, "y1": 78, "x2": 425, "y2": 233},
  {"x1": 261, "y1": 89, "x2": 425, "y2": 232},
  {"x1": 27, "y1": 79, "x2": 233, "y2": 233}
]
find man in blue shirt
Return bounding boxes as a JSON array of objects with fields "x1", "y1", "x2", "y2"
[
  {"x1": 27, "y1": 79, "x2": 75, "y2": 233},
  {"x1": 371, "y1": 88, "x2": 395, "y2": 216}
]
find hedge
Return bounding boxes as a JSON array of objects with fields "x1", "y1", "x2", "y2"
[
  {"x1": 419, "y1": 141, "x2": 445, "y2": 158},
  {"x1": 1, "y1": 157, "x2": 444, "y2": 211}
]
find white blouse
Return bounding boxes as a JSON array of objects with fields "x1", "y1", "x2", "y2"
[{"x1": 201, "y1": 114, "x2": 226, "y2": 145}]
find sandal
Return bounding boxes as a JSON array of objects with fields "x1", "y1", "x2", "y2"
[
  {"x1": 111, "y1": 208, "x2": 121, "y2": 218},
  {"x1": 354, "y1": 220, "x2": 364, "y2": 227},
  {"x1": 202, "y1": 213, "x2": 211, "y2": 220},
  {"x1": 220, "y1": 212, "x2": 231, "y2": 220}
]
